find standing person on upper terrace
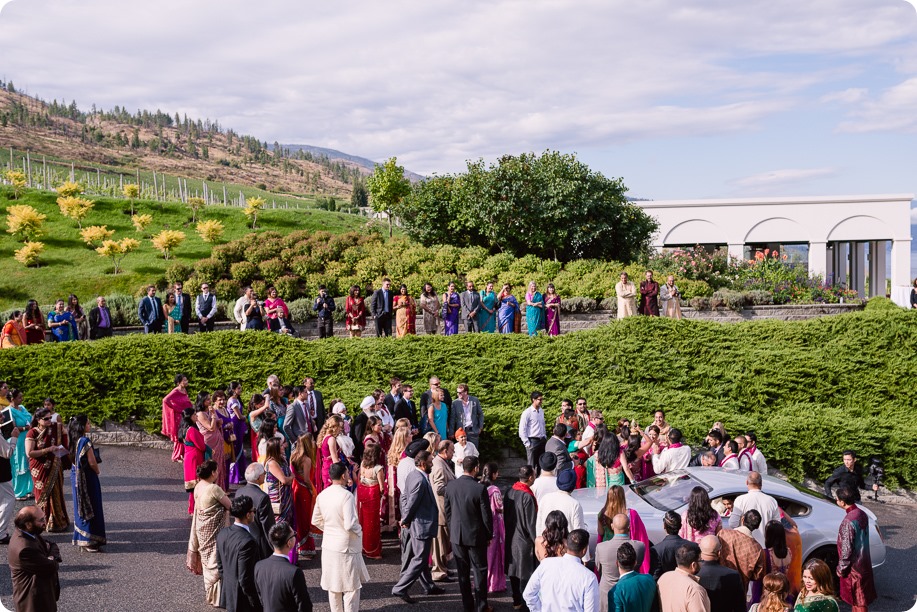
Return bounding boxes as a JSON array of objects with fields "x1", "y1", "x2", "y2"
[
  {"x1": 519, "y1": 391, "x2": 547, "y2": 476},
  {"x1": 824, "y1": 451, "x2": 876, "y2": 503},
  {"x1": 639, "y1": 271, "x2": 660, "y2": 317},
  {"x1": 195, "y1": 282, "x2": 218, "y2": 333}
]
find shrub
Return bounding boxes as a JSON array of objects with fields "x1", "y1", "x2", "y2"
[
  {"x1": 96, "y1": 237, "x2": 140, "y2": 274},
  {"x1": 598, "y1": 297, "x2": 618, "y2": 313},
  {"x1": 104, "y1": 294, "x2": 140, "y2": 326},
  {"x1": 676, "y1": 279, "x2": 713, "y2": 299},
  {"x1": 5, "y1": 170, "x2": 27, "y2": 198},
  {"x1": 187, "y1": 196, "x2": 206, "y2": 223},
  {"x1": 80, "y1": 225, "x2": 115, "y2": 247},
  {"x1": 745, "y1": 290, "x2": 774, "y2": 306},
  {"x1": 243, "y1": 196, "x2": 265, "y2": 228},
  {"x1": 6, "y1": 204, "x2": 47, "y2": 241},
  {"x1": 165, "y1": 262, "x2": 193, "y2": 285},
  {"x1": 56, "y1": 181, "x2": 84, "y2": 198},
  {"x1": 560, "y1": 297, "x2": 598, "y2": 313},
  {"x1": 259, "y1": 258, "x2": 286, "y2": 284},
  {"x1": 286, "y1": 298, "x2": 315, "y2": 323},
  {"x1": 214, "y1": 279, "x2": 242, "y2": 303},
  {"x1": 212, "y1": 241, "x2": 247, "y2": 266},
  {"x1": 711, "y1": 290, "x2": 746, "y2": 311},
  {"x1": 864, "y1": 296, "x2": 901, "y2": 312},
  {"x1": 194, "y1": 258, "x2": 227, "y2": 285},
  {"x1": 57, "y1": 195, "x2": 94, "y2": 228},
  {"x1": 230, "y1": 261, "x2": 258, "y2": 284},
  {"x1": 196, "y1": 219, "x2": 225, "y2": 243},
  {"x1": 273, "y1": 275, "x2": 302, "y2": 300},
  {"x1": 151, "y1": 230, "x2": 186, "y2": 260},
  {"x1": 132, "y1": 213, "x2": 153, "y2": 233},
  {"x1": 13, "y1": 241, "x2": 44, "y2": 266}
]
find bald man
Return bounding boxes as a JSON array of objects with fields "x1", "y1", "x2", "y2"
[
  {"x1": 697, "y1": 535, "x2": 745, "y2": 612},
  {"x1": 595, "y1": 513, "x2": 646, "y2": 612},
  {"x1": 8, "y1": 506, "x2": 61, "y2": 611}
]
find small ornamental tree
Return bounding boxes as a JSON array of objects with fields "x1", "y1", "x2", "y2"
[
  {"x1": 367, "y1": 157, "x2": 411, "y2": 237},
  {"x1": 196, "y1": 219, "x2": 225, "y2": 243},
  {"x1": 122, "y1": 183, "x2": 140, "y2": 215},
  {"x1": 187, "y1": 196, "x2": 205, "y2": 223},
  {"x1": 151, "y1": 229, "x2": 186, "y2": 260},
  {"x1": 57, "y1": 196, "x2": 95, "y2": 229},
  {"x1": 6, "y1": 170, "x2": 27, "y2": 199},
  {"x1": 56, "y1": 181, "x2": 84, "y2": 198},
  {"x1": 6, "y1": 204, "x2": 47, "y2": 241},
  {"x1": 96, "y1": 237, "x2": 140, "y2": 274},
  {"x1": 132, "y1": 213, "x2": 153, "y2": 233},
  {"x1": 80, "y1": 225, "x2": 115, "y2": 247},
  {"x1": 13, "y1": 241, "x2": 44, "y2": 267},
  {"x1": 243, "y1": 197, "x2": 265, "y2": 229}
]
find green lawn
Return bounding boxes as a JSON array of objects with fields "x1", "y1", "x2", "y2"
[{"x1": 0, "y1": 188, "x2": 369, "y2": 310}]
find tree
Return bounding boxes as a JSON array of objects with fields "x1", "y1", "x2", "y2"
[
  {"x1": 80, "y1": 225, "x2": 115, "y2": 247},
  {"x1": 187, "y1": 196, "x2": 205, "y2": 223},
  {"x1": 57, "y1": 196, "x2": 95, "y2": 229},
  {"x1": 13, "y1": 241, "x2": 44, "y2": 267},
  {"x1": 96, "y1": 237, "x2": 140, "y2": 274},
  {"x1": 132, "y1": 213, "x2": 152, "y2": 233},
  {"x1": 5, "y1": 170, "x2": 26, "y2": 199},
  {"x1": 351, "y1": 180, "x2": 369, "y2": 209},
  {"x1": 56, "y1": 180, "x2": 83, "y2": 198},
  {"x1": 398, "y1": 150, "x2": 658, "y2": 262},
  {"x1": 243, "y1": 196, "x2": 265, "y2": 229},
  {"x1": 151, "y1": 229, "x2": 186, "y2": 260},
  {"x1": 122, "y1": 183, "x2": 140, "y2": 215},
  {"x1": 367, "y1": 157, "x2": 411, "y2": 237},
  {"x1": 196, "y1": 219, "x2": 225, "y2": 243},
  {"x1": 6, "y1": 204, "x2": 47, "y2": 241}
]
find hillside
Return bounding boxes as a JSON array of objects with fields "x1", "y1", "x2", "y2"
[
  {"x1": 279, "y1": 143, "x2": 426, "y2": 182},
  {"x1": 0, "y1": 84, "x2": 364, "y2": 198}
]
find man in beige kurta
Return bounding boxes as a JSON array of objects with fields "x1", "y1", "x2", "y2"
[
  {"x1": 657, "y1": 541, "x2": 711, "y2": 612},
  {"x1": 616, "y1": 273, "x2": 637, "y2": 319},
  {"x1": 430, "y1": 440, "x2": 456, "y2": 581}
]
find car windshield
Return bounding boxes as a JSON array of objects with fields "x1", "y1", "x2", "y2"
[{"x1": 632, "y1": 472, "x2": 712, "y2": 511}]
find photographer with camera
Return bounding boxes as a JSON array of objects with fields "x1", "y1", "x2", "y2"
[{"x1": 824, "y1": 450, "x2": 878, "y2": 503}]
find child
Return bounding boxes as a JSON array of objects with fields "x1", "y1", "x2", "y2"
[{"x1": 572, "y1": 450, "x2": 588, "y2": 489}]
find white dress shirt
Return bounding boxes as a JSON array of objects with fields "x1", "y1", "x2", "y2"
[
  {"x1": 530, "y1": 474, "x2": 559, "y2": 503},
  {"x1": 651, "y1": 444, "x2": 692, "y2": 474},
  {"x1": 453, "y1": 441, "x2": 479, "y2": 477},
  {"x1": 536, "y1": 491, "x2": 589, "y2": 562},
  {"x1": 523, "y1": 554, "x2": 600, "y2": 612},
  {"x1": 518, "y1": 405, "x2": 547, "y2": 446},
  {"x1": 727, "y1": 488, "x2": 781, "y2": 545},
  {"x1": 749, "y1": 447, "x2": 768, "y2": 475}
]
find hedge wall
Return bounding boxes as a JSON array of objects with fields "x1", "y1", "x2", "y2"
[{"x1": 2, "y1": 310, "x2": 915, "y2": 487}]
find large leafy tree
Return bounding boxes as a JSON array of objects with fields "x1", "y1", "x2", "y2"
[
  {"x1": 367, "y1": 157, "x2": 411, "y2": 237},
  {"x1": 399, "y1": 150, "x2": 657, "y2": 262}
]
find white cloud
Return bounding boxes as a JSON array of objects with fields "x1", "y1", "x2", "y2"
[
  {"x1": 0, "y1": 0, "x2": 915, "y2": 174},
  {"x1": 821, "y1": 88, "x2": 869, "y2": 104},
  {"x1": 837, "y1": 77, "x2": 917, "y2": 132},
  {"x1": 731, "y1": 168, "x2": 838, "y2": 189}
]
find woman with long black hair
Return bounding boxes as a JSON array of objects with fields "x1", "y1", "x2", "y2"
[{"x1": 68, "y1": 415, "x2": 105, "y2": 551}]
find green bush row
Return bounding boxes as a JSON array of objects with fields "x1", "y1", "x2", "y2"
[{"x1": 1, "y1": 310, "x2": 915, "y2": 487}]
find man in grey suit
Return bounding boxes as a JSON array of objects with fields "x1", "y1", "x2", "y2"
[
  {"x1": 448, "y1": 384, "x2": 484, "y2": 446},
  {"x1": 545, "y1": 423, "x2": 573, "y2": 474},
  {"x1": 460, "y1": 281, "x2": 482, "y2": 332},
  {"x1": 283, "y1": 386, "x2": 316, "y2": 445},
  {"x1": 595, "y1": 513, "x2": 645, "y2": 612},
  {"x1": 236, "y1": 463, "x2": 275, "y2": 559},
  {"x1": 430, "y1": 440, "x2": 457, "y2": 582},
  {"x1": 391, "y1": 450, "x2": 445, "y2": 604},
  {"x1": 302, "y1": 377, "x2": 326, "y2": 432}
]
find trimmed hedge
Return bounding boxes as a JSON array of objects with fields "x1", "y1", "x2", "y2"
[{"x1": 1, "y1": 310, "x2": 915, "y2": 487}]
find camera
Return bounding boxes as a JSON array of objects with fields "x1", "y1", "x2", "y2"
[{"x1": 867, "y1": 457, "x2": 884, "y2": 501}]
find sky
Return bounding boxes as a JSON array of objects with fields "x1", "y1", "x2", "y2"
[{"x1": 2, "y1": 1, "x2": 917, "y2": 231}]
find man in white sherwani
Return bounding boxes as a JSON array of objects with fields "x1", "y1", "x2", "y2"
[{"x1": 311, "y1": 462, "x2": 369, "y2": 612}]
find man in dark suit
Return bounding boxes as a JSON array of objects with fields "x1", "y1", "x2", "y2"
[
  {"x1": 460, "y1": 281, "x2": 482, "y2": 333},
  {"x1": 312, "y1": 285, "x2": 336, "y2": 339},
  {"x1": 8, "y1": 506, "x2": 61, "y2": 612},
  {"x1": 545, "y1": 423, "x2": 573, "y2": 474},
  {"x1": 392, "y1": 450, "x2": 444, "y2": 604},
  {"x1": 393, "y1": 385, "x2": 419, "y2": 433},
  {"x1": 255, "y1": 522, "x2": 313, "y2": 612},
  {"x1": 172, "y1": 281, "x2": 192, "y2": 333},
  {"x1": 302, "y1": 377, "x2": 326, "y2": 432},
  {"x1": 444, "y1": 456, "x2": 494, "y2": 612},
  {"x1": 88, "y1": 295, "x2": 114, "y2": 339},
  {"x1": 284, "y1": 386, "x2": 316, "y2": 444},
  {"x1": 370, "y1": 277, "x2": 394, "y2": 337},
  {"x1": 217, "y1": 495, "x2": 262, "y2": 612},
  {"x1": 697, "y1": 535, "x2": 745, "y2": 612},
  {"x1": 651, "y1": 511, "x2": 690, "y2": 580},
  {"x1": 236, "y1": 463, "x2": 275, "y2": 559},
  {"x1": 137, "y1": 285, "x2": 163, "y2": 334},
  {"x1": 448, "y1": 383, "x2": 484, "y2": 445},
  {"x1": 382, "y1": 377, "x2": 402, "y2": 415}
]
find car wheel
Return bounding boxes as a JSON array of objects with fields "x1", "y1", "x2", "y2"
[{"x1": 807, "y1": 545, "x2": 840, "y2": 589}]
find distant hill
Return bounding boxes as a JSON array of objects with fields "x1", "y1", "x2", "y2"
[{"x1": 279, "y1": 143, "x2": 426, "y2": 182}]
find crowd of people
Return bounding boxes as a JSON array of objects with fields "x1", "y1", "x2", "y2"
[
  {"x1": 0, "y1": 270, "x2": 689, "y2": 348},
  {"x1": 116, "y1": 372, "x2": 879, "y2": 612}
]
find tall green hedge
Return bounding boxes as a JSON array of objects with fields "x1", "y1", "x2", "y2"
[{"x1": 2, "y1": 310, "x2": 915, "y2": 487}]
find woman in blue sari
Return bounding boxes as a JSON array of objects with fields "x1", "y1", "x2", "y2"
[
  {"x1": 442, "y1": 282, "x2": 461, "y2": 335},
  {"x1": 69, "y1": 415, "x2": 106, "y2": 551},
  {"x1": 525, "y1": 281, "x2": 546, "y2": 336},
  {"x1": 497, "y1": 284, "x2": 520, "y2": 334},
  {"x1": 47, "y1": 299, "x2": 77, "y2": 342},
  {"x1": 477, "y1": 281, "x2": 498, "y2": 333},
  {"x1": 7, "y1": 388, "x2": 33, "y2": 499}
]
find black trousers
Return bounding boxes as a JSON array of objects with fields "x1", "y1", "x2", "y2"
[
  {"x1": 197, "y1": 318, "x2": 215, "y2": 333},
  {"x1": 509, "y1": 576, "x2": 529, "y2": 608},
  {"x1": 375, "y1": 313, "x2": 392, "y2": 337},
  {"x1": 144, "y1": 322, "x2": 163, "y2": 334},
  {"x1": 526, "y1": 437, "x2": 546, "y2": 475},
  {"x1": 452, "y1": 542, "x2": 488, "y2": 612},
  {"x1": 317, "y1": 317, "x2": 334, "y2": 339}
]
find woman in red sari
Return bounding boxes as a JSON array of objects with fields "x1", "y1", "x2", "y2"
[
  {"x1": 290, "y1": 433, "x2": 317, "y2": 558},
  {"x1": 25, "y1": 408, "x2": 70, "y2": 532},
  {"x1": 357, "y1": 442, "x2": 384, "y2": 558},
  {"x1": 393, "y1": 284, "x2": 417, "y2": 337},
  {"x1": 21, "y1": 299, "x2": 46, "y2": 345},
  {"x1": 181, "y1": 408, "x2": 209, "y2": 514},
  {"x1": 162, "y1": 374, "x2": 192, "y2": 463},
  {"x1": 344, "y1": 284, "x2": 367, "y2": 338}
]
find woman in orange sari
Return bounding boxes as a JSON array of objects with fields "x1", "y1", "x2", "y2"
[
  {"x1": 290, "y1": 433, "x2": 317, "y2": 558},
  {"x1": 393, "y1": 284, "x2": 417, "y2": 337},
  {"x1": 25, "y1": 408, "x2": 70, "y2": 532},
  {"x1": 1, "y1": 311, "x2": 27, "y2": 348}
]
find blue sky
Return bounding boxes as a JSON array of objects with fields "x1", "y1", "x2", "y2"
[{"x1": 1, "y1": 0, "x2": 917, "y2": 269}]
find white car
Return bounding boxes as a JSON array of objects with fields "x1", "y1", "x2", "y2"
[{"x1": 571, "y1": 467, "x2": 886, "y2": 570}]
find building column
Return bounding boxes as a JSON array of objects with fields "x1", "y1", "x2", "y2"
[
  {"x1": 868, "y1": 241, "x2": 887, "y2": 297},
  {"x1": 833, "y1": 242, "x2": 849, "y2": 286},
  {"x1": 727, "y1": 243, "x2": 745, "y2": 262},
  {"x1": 808, "y1": 242, "x2": 827, "y2": 278},
  {"x1": 851, "y1": 242, "x2": 867, "y2": 298},
  {"x1": 891, "y1": 239, "x2": 912, "y2": 307}
]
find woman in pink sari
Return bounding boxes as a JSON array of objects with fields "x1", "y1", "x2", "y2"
[
  {"x1": 181, "y1": 408, "x2": 209, "y2": 514},
  {"x1": 544, "y1": 283, "x2": 561, "y2": 336},
  {"x1": 162, "y1": 374, "x2": 192, "y2": 463},
  {"x1": 482, "y1": 462, "x2": 506, "y2": 593},
  {"x1": 195, "y1": 392, "x2": 226, "y2": 492},
  {"x1": 264, "y1": 286, "x2": 290, "y2": 333}
]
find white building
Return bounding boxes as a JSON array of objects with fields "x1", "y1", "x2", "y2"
[{"x1": 636, "y1": 194, "x2": 914, "y2": 306}]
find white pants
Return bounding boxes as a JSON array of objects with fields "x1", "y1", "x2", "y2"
[
  {"x1": 328, "y1": 589, "x2": 361, "y2": 612},
  {"x1": 0, "y1": 481, "x2": 14, "y2": 537}
]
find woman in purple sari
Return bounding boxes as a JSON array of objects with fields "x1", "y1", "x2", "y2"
[
  {"x1": 225, "y1": 382, "x2": 249, "y2": 487},
  {"x1": 544, "y1": 283, "x2": 561, "y2": 336},
  {"x1": 482, "y1": 462, "x2": 506, "y2": 593},
  {"x1": 442, "y1": 282, "x2": 460, "y2": 335}
]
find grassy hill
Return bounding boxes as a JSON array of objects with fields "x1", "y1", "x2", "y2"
[{"x1": 0, "y1": 187, "x2": 371, "y2": 310}]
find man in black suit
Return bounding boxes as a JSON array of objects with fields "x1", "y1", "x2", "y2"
[
  {"x1": 651, "y1": 511, "x2": 690, "y2": 580},
  {"x1": 236, "y1": 463, "x2": 275, "y2": 559},
  {"x1": 137, "y1": 285, "x2": 163, "y2": 334},
  {"x1": 370, "y1": 277, "x2": 394, "y2": 337},
  {"x1": 255, "y1": 522, "x2": 313, "y2": 612},
  {"x1": 393, "y1": 384, "x2": 419, "y2": 433},
  {"x1": 392, "y1": 450, "x2": 444, "y2": 604},
  {"x1": 697, "y1": 535, "x2": 745, "y2": 612},
  {"x1": 217, "y1": 495, "x2": 262, "y2": 612},
  {"x1": 172, "y1": 281, "x2": 192, "y2": 334},
  {"x1": 382, "y1": 377, "x2": 402, "y2": 414},
  {"x1": 444, "y1": 456, "x2": 494, "y2": 612},
  {"x1": 302, "y1": 377, "x2": 326, "y2": 432},
  {"x1": 88, "y1": 296, "x2": 113, "y2": 339}
]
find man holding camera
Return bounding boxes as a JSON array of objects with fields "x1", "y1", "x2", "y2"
[
  {"x1": 313, "y1": 286, "x2": 336, "y2": 339},
  {"x1": 824, "y1": 450, "x2": 878, "y2": 503}
]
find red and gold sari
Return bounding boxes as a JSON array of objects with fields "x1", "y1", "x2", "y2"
[{"x1": 28, "y1": 425, "x2": 70, "y2": 532}]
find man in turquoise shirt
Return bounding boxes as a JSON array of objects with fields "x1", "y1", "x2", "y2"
[{"x1": 610, "y1": 543, "x2": 660, "y2": 612}]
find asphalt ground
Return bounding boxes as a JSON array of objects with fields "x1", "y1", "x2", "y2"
[{"x1": 0, "y1": 446, "x2": 914, "y2": 612}]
